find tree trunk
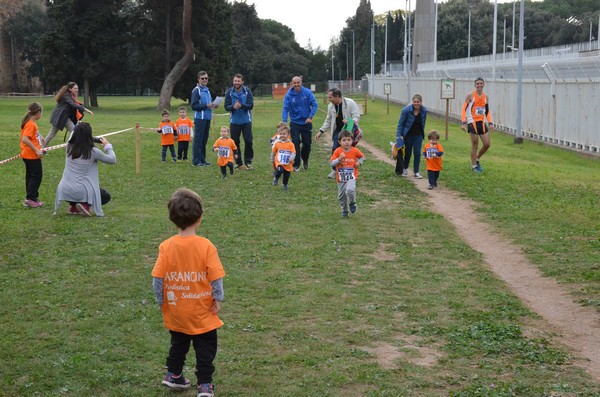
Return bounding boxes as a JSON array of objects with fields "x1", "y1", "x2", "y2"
[{"x1": 157, "y1": 0, "x2": 194, "y2": 110}]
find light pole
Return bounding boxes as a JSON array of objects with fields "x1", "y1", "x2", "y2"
[
  {"x1": 346, "y1": 43, "x2": 349, "y2": 80},
  {"x1": 331, "y1": 46, "x2": 334, "y2": 82},
  {"x1": 433, "y1": 0, "x2": 438, "y2": 78},
  {"x1": 503, "y1": 16, "x2": 506, "y2": 59},
  {"x1": 590, "y1": 19, "x2": 594, "y2": 50},
  {"x1": 351, "y1": 30, "x2": 355, "y2": 92},
  {"x1": 467, "y1": 5, "x2": 472, "y2": 61}
]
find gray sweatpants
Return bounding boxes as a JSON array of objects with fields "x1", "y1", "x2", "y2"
[{"x1": 337, "y1": 179, "x2": 357, "y2": 212}]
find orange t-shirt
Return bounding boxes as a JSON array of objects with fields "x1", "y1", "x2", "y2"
[
  {"x1": 20, "y1": 120, "x2": 42, "y2": 160},
  {"x1": 272, "y1": 140, "x2": 296, "y2": 172},
  {"x1": 152, "y1": 235, "x2": 226, "y2": 335},
  {"x1": 423, "y1": 142, "x2": 444, "y2": 171},
  {"x1": 212, "y1": 137, "x2": 237, "y2": 166},
  {"x1": 175, "y1": 118, "x2": 193, "y2": 142},
  {"x1": 158, "y1": 121, "x2": 176, "y2": 146},
  {"x1": 330, "y1": 146, "x2": 364, "y2": 183}
]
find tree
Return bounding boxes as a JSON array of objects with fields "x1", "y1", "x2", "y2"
[
  {"x1": 157, "y1": 0, "x2": 194, "y2": 109},
  {"x1": 38, "y1": 0, "x2": 128, "y2": 106}
]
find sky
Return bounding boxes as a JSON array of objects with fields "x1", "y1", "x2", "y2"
[{"x1": 244, "y1": 0, "x2": 533, "y2": 50}]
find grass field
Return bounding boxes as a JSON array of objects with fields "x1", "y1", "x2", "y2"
[{"x1": 0, "y1": 95, "x2": 598, "y2": 396}]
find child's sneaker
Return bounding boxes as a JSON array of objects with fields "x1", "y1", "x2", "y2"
[
  {"x1": 221, "y1": 174, "x2": 227, "y2": 180},
  {"x1": 349, "y1": 202, "x2": 357, "y2": 213},
  {"x1": 273, "y1": 177, "x2": 279, "y2": 186},
  {"x1": 162, "y1": 372, "x2": 191, "y2": 389},
  {"x1": 341, "y1": 210, "x2": 349, "y2": 218},
  {"x1": 282, "y1": 184, "x2": 288, "y2": 191},
  {"x1": 428, "y1": 185, "x2": 434, "y2": 190},
  {"x1": 172, "y1": 158, "x2": 177, "y2": 163},
  {"x1": 476, "y1": 160, "x2": 483, "y2": 171},
  {"x1": 414, "y1": 173, "x2": 423, "y2": 179},
  {"x1": 402, "y1": 169, "x2": 408, "y2": 177},
  {"x1": 197, "y1": 383, "x2": 214, "y2": 397}
]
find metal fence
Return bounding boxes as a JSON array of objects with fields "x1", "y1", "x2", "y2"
[{"x1": 369, "y1": 75, "x2": 600, "y2": 153}]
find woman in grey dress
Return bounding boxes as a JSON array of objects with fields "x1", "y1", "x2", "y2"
[{"x1": 54, "y1": 123, "x2": 116, "y2": 217}]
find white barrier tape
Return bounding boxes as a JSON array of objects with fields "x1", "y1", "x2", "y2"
[{"x1": 0, "y1": 127, "x2": 134, "y2": 166}]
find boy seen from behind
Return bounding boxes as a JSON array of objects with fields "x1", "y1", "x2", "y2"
[{"x1": 152, "y1": 188, "x2": 226, "y2": 397}]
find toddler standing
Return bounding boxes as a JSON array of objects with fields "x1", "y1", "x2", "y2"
[
  {"x1": 175, "y1": 106, "x2": 194, "y2": 161},
  {"x1": 152, "y1": 188, "x2": 225, "y2": 397},
  {"x1": 157, "y1": 109, "x2": 177, "y2": 162},
  {"x1": 423, "y1": 130, "x2": 444, "y2": 190}
]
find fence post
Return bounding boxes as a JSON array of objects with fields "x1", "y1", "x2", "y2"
[
  {"x1": 364, "y1": 93, "x2": 368, "y2": 115},
  {"x1": 135, "y1": 123, "x2": 141, "y2": 175}
]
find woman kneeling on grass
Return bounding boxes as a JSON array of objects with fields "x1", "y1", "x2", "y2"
[{"x1": 53, "y1": 122, "x2": 116, "y2": 217}]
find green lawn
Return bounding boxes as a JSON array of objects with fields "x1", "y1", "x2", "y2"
[{"x1": 0, "y1": 95, "x2": 598, "y2": 396}]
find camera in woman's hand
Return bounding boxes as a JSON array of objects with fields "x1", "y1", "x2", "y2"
[{"x1": 93, "y1": 137, "x2": 102, "y2": 144}]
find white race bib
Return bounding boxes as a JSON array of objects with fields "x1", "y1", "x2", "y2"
[
  {"x1": 338, "y1": 167, "x2": 355, "y2": 182},
  {"x1": 218, "y1": 146, "x2": 230, "y2": 158},
  {"x1": 277, "y1": 149, "x2": 292, "y2": 165}
]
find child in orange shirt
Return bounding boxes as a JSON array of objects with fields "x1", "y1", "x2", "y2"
[
  {"x1": 20, "y1": 102, "x2": 45, "y2": 208},
  {"x1": 423, "y1": 130, "x2": 444, "y2": 190},
  {"x1": 175, "y1": 106, "x2": 193, "y2": 161},
  {"x1": 330, "y1": 130, "x2": 364, "y2": 217},
  {"x1": 271, "y1": 123, "x2": 296, "y2": 191},
  {"x1": 152, "y1": 188, "x2": 226, "y2": 397},
  {"x1": 212, "y1": 126, "x2": 238, "y2": 179},
  {"x1": 157, "y1": 109, "x2": 177, "y2": 162}
]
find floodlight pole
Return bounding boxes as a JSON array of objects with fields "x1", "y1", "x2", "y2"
[
  {"x1": 515, "y1": 0, "x2": 524, "y2": 144},
  {"x1": 352, "y1": 30, "x2": 356, "y2": 92}
]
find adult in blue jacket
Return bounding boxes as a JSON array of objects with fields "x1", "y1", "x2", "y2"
[
  {"x1": 224, "y1": 74, "x2": 254, "y2": 169},
  {"x1": 281, "y1": 76, "x2": 318, "y2": 171},
  {"x1": 396, "y1": 94, "x2": 427, "y2": 178},
  {"x1": 191, "y1": 71, "x2": 218, "y2": 167}
]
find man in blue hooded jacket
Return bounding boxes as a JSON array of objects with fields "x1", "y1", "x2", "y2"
[
  {"x1": 224, "y1": 74, "x2": 254, "y2": 169},
  {"x1": 191, "y1": 71, "x2": 218, "y2": 167},
  {"x1": 281, "y1": 76, "x2": 318, "y2": 171}
]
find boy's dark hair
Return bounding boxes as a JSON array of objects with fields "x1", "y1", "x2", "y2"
[
  {"x1": 428, "y1": 130, "x2": 440, "y2": 140},
  {"x1": 168, "y1": 188, "x2": 204, "y2": 229},
  {"x1": 338, "y1": 130, "x2": 353, "y2": 141},
  {"x1": 161, "y1": 109, "x2": 170, "y2": 117},
  {"x1": 475, "y1": 77, "x2": 485, "y2": 83},
  {"x1": 178, "y1": 106, "x2": 186, "y2": 112}
]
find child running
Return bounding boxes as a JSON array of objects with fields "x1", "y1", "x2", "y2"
[
  {"x1": 175, "y1": 106, "x2": 194, "y2": 161},
  {"x1": 152, "y1": 188, "x2": 226, "y2": 397},
  {"x1": 271, "y1": 123, "x2": 296, "y2": 191},
  {"x1": 20, "y1": 102, "x2": 45, "y2": 208},
  {"x1": 423, "y1": 130, "x2": 444, "y2": 190},
  {"x1": 330, "y1": 130, "x2": 364, "y2": 217},
  {"x1": 212, "y1": 126, "x2": 238, "y2": 179},
  {"x1": 157, "y1": 109, "x2": 177, "y2": 162}
]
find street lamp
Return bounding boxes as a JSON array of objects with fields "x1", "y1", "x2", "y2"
[
  {"x1": 467, "y1": 5, "x2": 472, "y2": 61},
  {"x1": 351, "y1": 30, "x2": 355, "y2": 92},
  {"x1": 346, "y1": 42, "x2": 349, "y2": 80},
  {"x1": 331, "y1": 46, "x2": 334, "y2": 81}
]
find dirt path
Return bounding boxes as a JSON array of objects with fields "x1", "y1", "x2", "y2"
[{"x1": 359, "y1": 140, "x2": 600, "y2": 381}]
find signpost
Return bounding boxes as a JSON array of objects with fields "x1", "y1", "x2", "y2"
[
  {"x1": 384, "y1": 83, "x2": 391, "y2": 115},
  {"x1": 440, "y1": 79, "x2": 455, "y2": 140}
]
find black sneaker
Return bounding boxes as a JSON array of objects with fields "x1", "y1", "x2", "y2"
[
  {"x1": 162, "y1": 372, "x2": 190, "y2": 389},
  {"x1": 349, "y1": 202, "x2": 357, "y2": 213},
  {"x1": 303, "y1": 161, "x2": 309, "y2": 169}
]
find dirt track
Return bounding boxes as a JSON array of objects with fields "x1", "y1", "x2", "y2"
[{"x1": 359, "y1": 140, "x2": 600, "y2": 381}]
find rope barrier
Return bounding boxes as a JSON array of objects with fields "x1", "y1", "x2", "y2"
[{"x1": 0, "y1": 127, "x2": 134, "y2": 166}]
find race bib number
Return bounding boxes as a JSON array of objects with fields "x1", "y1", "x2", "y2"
[
  {"x1": 475, "y1": 106, "x2": 486, "y2": 116},
  {"x1": 426, "y1": 148, "x2": 437, "y2": 159},
  {"x1": 178, "y1": 125, "x2": 190, "y2": 135},
  {"x1": 277, "y1": 150, "x2": 292, "y2": 165},
  {"x1": 162, "y1": 126, "x2": 174, "y2": 135},
  {"x1": 218, "y1": 146, "x2": 230, "y2": 157},
  {"x1": 338, "y1": 167, "x2": 355, "y2": 182}
]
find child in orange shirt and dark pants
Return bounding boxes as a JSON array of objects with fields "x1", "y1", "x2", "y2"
[
  {"x1": 271, "y1": 123, "x2": 296, "y2": 191},
  {"x1": 152, "y1": 188, "x2": 225, "y2": 397},
  {"x1": 157, "y1": 109, "x2": 177, "y2": 162},
  {"x1": 20, "y1": 102, "x2": 45, "y2": 208},
  {"x1": 423, "y1": 130, "x2": 444, "y2": 190}
]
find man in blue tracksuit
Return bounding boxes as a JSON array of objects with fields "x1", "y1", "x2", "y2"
[
  {"x1": 281, "y1": 76, "x2": 318, "y2": 171},
  {"x1": 191, "y1": 71, "x2": 218, "y2": 167},
  {"x1": 224, "y1": 74, "x2": 254, "y2": 169}
]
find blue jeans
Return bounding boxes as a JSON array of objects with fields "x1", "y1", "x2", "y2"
[
  {"x1": 403, "y1": 134, "x2": 423, "y2": 173},
  {"x1": 428, "y1": 170, "x2": 440, "y2": 187},
  {"x1": 192, "y1": 119, "x2": 211, "y2": 165},
  {"x1": 290, "y1": 122, "x2": 313, "y2": 168},
  {"x1": 161, "y1": 145, "x2": 176, "y2": 161}
]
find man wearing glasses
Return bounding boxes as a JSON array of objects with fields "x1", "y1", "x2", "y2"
[{"x1": 191, "y1": 71, "x2": 219, "y2": 167}]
